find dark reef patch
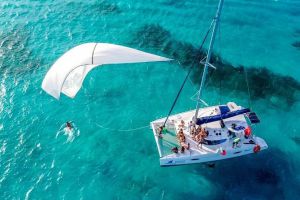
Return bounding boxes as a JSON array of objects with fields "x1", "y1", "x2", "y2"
[
  {"x1": 65, "y1": 0, "x2": 121, "y2": 18},
  {"x1": 255, "y1": 169, "x2": 279, "y2": 185},
  {"x1": 0, "y1": 26, "x2": 41, "y2": 77},
  {"x1": 131, "y1": 24, "x2": 300, "y2": 107},
  {"x1": 191, "y1": 148, "x2": 296, "y2": 199},
  {"x1": 160, "y1": 0, "x2": 189, "y2": 8},
  {"x1": 291, "y1": 136, "x2": 300, "y2": 145},
  {"x1": 226, "y1": 18, "x2": 261, "y2": 28},
  {"x1": 292, "y1": 41, "x2": 300, "y2": 50},
  {"x1": 92, "y1": 0, "x2": 121, "y2": 15},
  {"x1": 293, "y1": 28, "x2": 300, "y2": 36},
  {"x1": 289, "y1": 9, "x2": 300, "y2": 17}
]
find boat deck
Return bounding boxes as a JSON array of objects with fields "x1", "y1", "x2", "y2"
[{"x1": 150, "y1": 104, "x2": 268, "y2": 166}]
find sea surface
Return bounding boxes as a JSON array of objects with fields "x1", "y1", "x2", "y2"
[{"x1": 1, "y1": 0, "x2": 300, "y2": 199}]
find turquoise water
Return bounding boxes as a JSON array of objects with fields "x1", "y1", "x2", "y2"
[{"x1": 1, "y1": 0, "x2": 300, "y2": 199}]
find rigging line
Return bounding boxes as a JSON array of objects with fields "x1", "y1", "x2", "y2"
[
  {"x1": 244, "y1": 67, "x2": 252, "y2": 109},
  {"x1": 219, "y1": 70, "x2": 222, "y2": 105},
  {"x1": 95, "y1": 123, "x2": 150, "y2": 132},
  {"x1": 162, "y1": 20, "x2": 215, "y2": 127},
  {"x1": 188, "y1": 76, "x2": 201, "y2": 96},
  {"x1": 217, "y1": 20, "x2": 222, "y2": 104}
]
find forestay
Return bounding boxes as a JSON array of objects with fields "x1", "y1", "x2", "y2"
[{"x1": 42, "y1": 43, "x2": 171, "y2": 99}]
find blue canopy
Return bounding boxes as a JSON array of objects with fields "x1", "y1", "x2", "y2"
[
  {"x1": 247, "y1": 112, "x2": 260, "y2": 124},
  {"x1": 196, "y1": 108, "x2": 250, "y2": 125}
]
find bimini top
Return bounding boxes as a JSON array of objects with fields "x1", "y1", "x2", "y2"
[
  {"x1": 42, "y1": 43, "x2": 171, "y2": 99},
  {"x1": 196, "y1": 107, "x2": 250, "y2": 125}
]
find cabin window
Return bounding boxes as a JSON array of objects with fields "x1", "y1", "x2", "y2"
[{"x1": 203, "y1": 139, "x2": 227, "y2": 145}]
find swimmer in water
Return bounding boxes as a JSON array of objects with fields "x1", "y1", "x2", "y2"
[{"x1": 66, "y1": 121, "x2": 73, "y2": 131}]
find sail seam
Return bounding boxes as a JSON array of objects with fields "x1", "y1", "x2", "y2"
[{"x1": 91, "y1": 43, "x2": 98, "y2": 64}]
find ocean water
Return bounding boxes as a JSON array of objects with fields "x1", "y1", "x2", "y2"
[{"x1": 0, "y1": 0, "x2": 300, "y2": 199}]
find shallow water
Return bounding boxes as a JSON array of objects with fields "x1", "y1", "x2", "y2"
[{"x1": 0, "y1": 0, "x2": 300, "y2": 199}]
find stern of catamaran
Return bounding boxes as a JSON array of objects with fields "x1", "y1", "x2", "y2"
[{"x1": 255, "y1": 136, "x2": 268, "y2": 150}]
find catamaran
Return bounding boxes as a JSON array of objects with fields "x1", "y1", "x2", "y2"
[
  {"x1": 41, "y1": 0, "x2": 267, "y2": 167},
  {"x1": 150, "y1": 0, "x2": 268, "y2": 166}
]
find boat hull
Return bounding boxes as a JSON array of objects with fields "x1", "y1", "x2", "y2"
[
  {"x1": 160, "y1": 138, "x2": 268, "y2": 166},
  {"x1": 151, "y1": 103, "x2": 268, "y2": 167}
]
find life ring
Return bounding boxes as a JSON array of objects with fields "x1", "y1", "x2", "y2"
[
  {"x1": 244, "y1": 126, "x2": 251, "y2": 137},
  {"x1": 253, "y1": 145, "x2": 261, "y2": 153},
  {"x1": 221, "y1": 149, "x2": 227, "y2": 155},
  {"x1": 220, "y1": 149, "x2": 226, "y2": 155}
]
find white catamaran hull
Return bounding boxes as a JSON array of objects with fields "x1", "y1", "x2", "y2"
[
  {"x1": 151, "y1": 104, "x2": 268, "y2": 167},
  {"x1": 159, "y1": 138, "x2": 267, "y2": 166}
]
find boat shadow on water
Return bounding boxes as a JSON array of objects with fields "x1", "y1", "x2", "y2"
[
  {"x1": 190, "y1": 148, "x2": 299, "y2": 199},
  {"x1": 131, "y1": 24, "x2": 300, "y2": 109}
]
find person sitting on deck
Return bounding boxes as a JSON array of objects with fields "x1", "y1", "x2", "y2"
[
  {"x1": 232, "y1": 137, "x2": 241, "y2": 148},
  {"x1": 180, "y1": 146, "x2": 185, "y2": 153},
  {"x1": 171, "y1": 146, "x2": 178, "y2": 153}
]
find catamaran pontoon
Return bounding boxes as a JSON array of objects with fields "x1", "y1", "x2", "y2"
[{"x1": 150, "y1": 0, "x2": 268, "y2": 166}]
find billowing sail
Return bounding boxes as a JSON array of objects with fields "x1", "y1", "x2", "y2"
[{"x1": 42, "y1": 43, "x2": 171, "y2": 99}]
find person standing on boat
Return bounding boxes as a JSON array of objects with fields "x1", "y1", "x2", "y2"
[
  {"x1": 190, "y1": 125, "x2": 197, "y2": 139},
  {"x1": 177, "y1": 129, "x2": 190, "y2": 152},
  {"x1": 188, "y1": 121, "x2": 193, "y2": 132},
  {"x1": 158, "y1": 126, "x2": 164, "y2": 138},
  {"x1": 178, "y1": 120, "x2": 185, "y2": 129}
]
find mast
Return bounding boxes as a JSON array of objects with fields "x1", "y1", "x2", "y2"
[{"x1": 194, "y1": 0, "x2": 224, "y2": 120}]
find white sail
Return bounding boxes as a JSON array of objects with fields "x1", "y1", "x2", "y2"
[{"x1": 41, "y1": 43, "x2": 171, "y2": 99}]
